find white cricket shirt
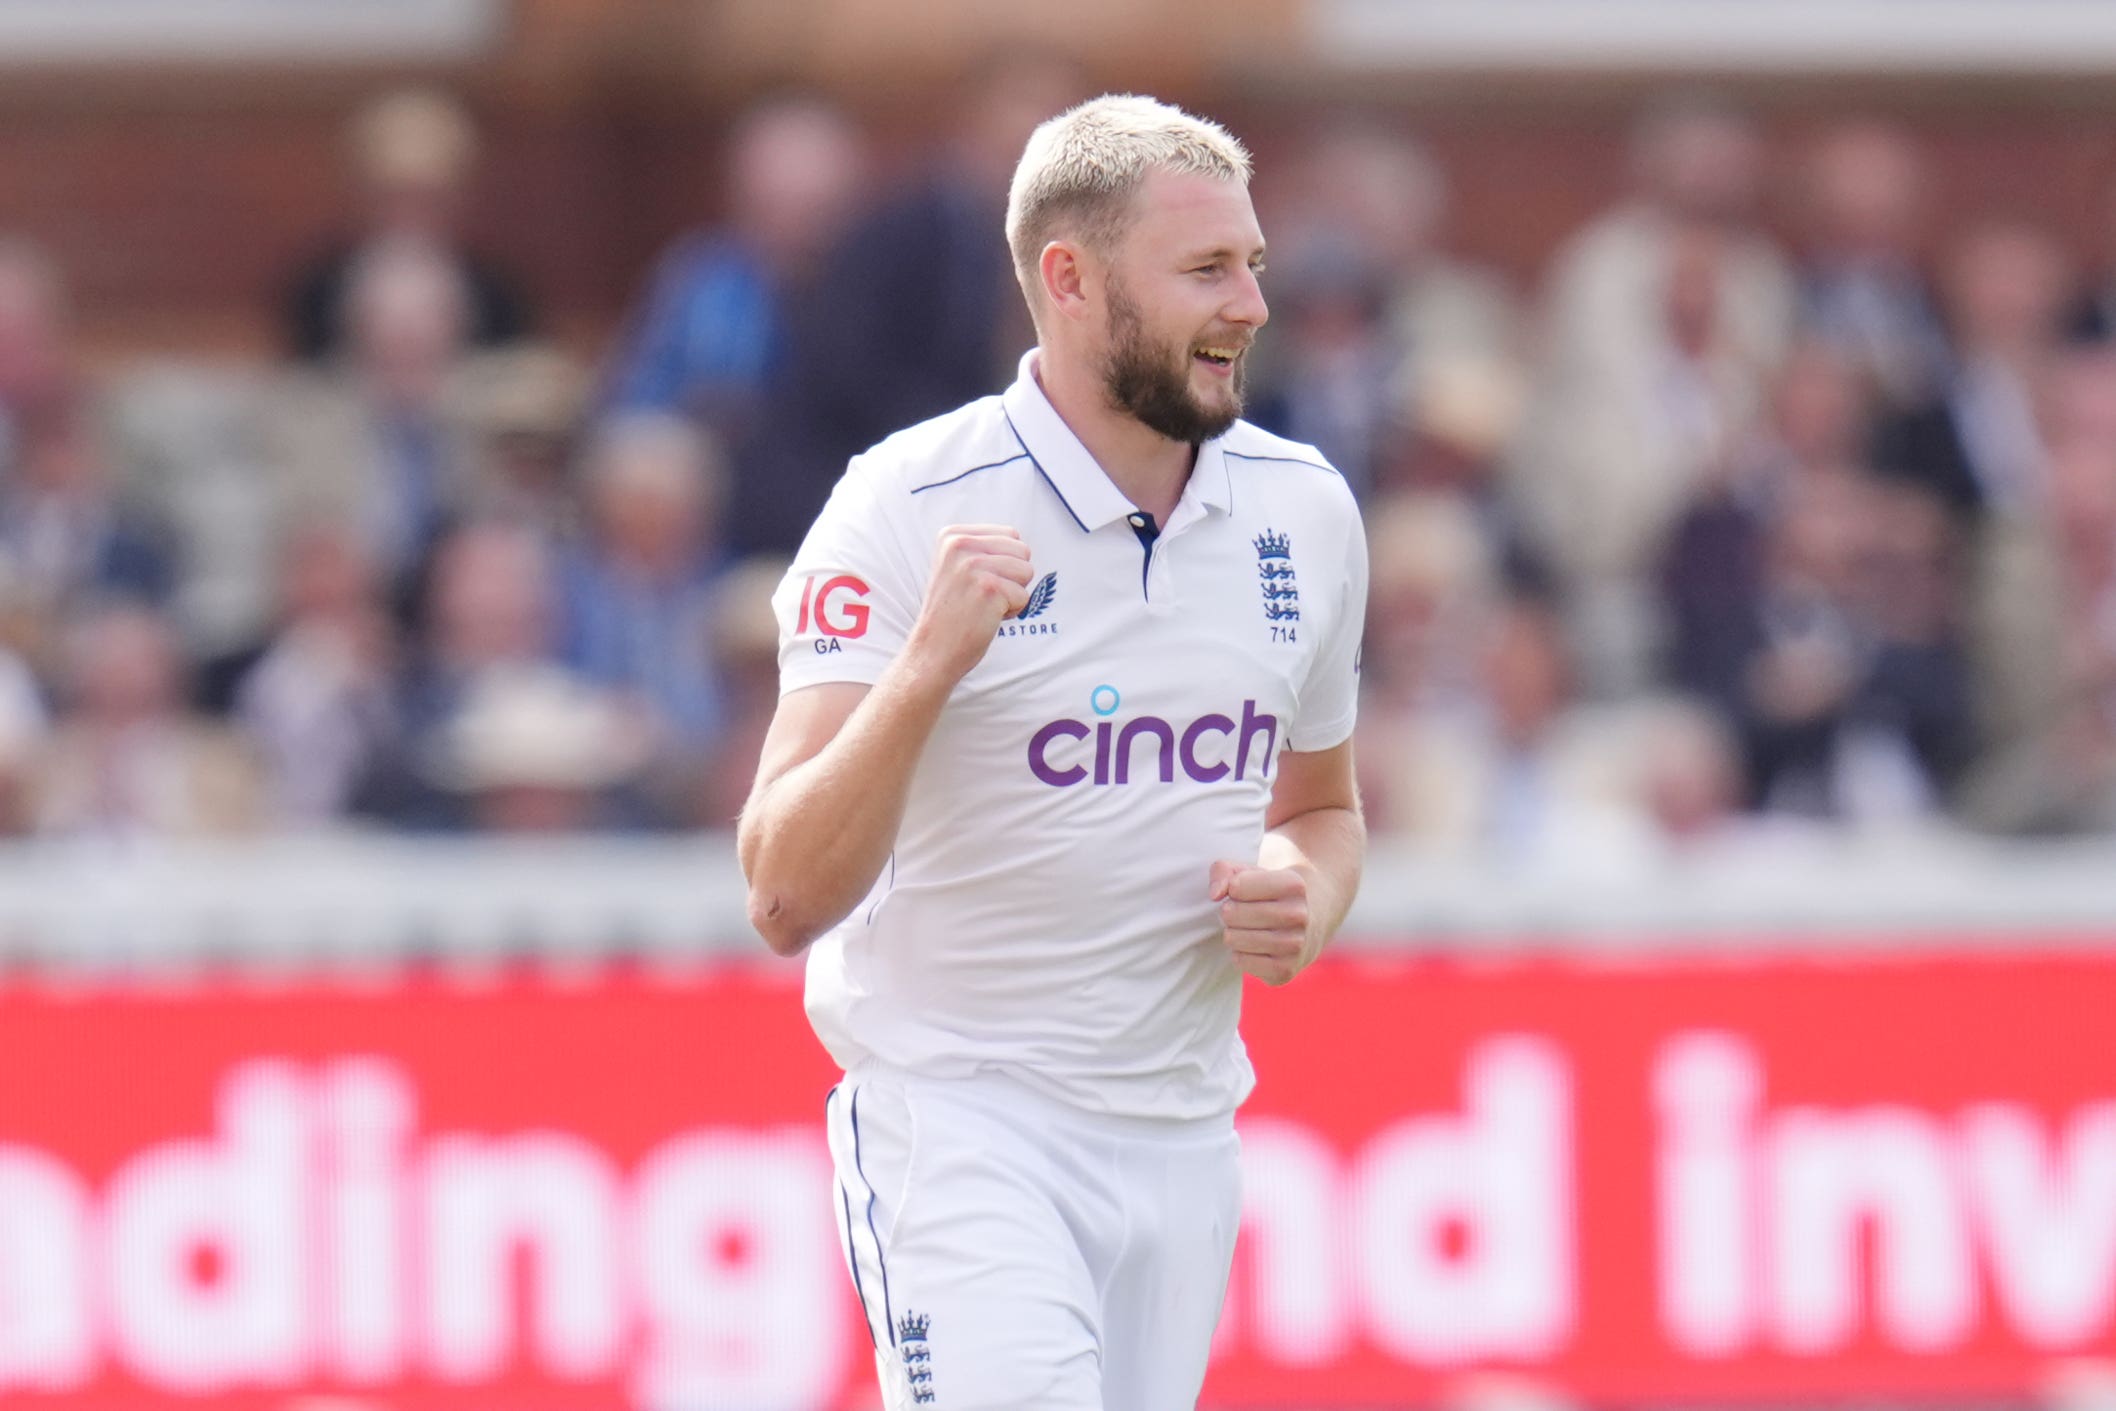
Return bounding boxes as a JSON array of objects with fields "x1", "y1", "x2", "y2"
[{"x1": 773, "y1": 350, "x2": 1367, "y2": 1120}]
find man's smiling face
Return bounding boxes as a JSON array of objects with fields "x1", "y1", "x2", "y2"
[{"x1": 1094, "y1": 168, "x2": 1269, "y2": 444}]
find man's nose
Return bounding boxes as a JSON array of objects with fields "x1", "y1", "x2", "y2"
[{"x1": 1226, "y1": 268, "x2": 1269, "y2": 329}]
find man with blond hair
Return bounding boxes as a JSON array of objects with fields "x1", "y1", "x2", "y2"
[{"x1": 740, "y1": 94, "x2": 1366, "y2": 1409}]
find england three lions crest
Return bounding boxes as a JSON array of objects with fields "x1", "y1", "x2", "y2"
[
  {"x1": 1254, "y1": 528, "x2": 1299, "y2": 628},
  {"x1": 898, "y1": 1311, "x2": 935, "y2": 1403}
]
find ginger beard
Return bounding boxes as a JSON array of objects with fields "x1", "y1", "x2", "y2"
[{"x1": 1100, "y1": 274, "x2": 1246, "y2": 445}]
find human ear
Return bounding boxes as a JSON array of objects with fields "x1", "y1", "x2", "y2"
[{"x1": 1039, "y1": 241, "x2": 1092, "y2": 324}]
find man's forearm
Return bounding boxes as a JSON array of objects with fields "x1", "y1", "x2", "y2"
[
  {"x1": 1258, "y1": 805, "x2": 1366, "y2": 969},
  {"x1": 741, "y1": 658, "x2": 954, "y2": 955},
  {"x1": 742, "y1": 526, "x2": 1037, "y2": 957}
]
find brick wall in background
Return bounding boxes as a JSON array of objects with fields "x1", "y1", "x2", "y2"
[{"x1": 0, "y1": 0, "x2": 2114, "y2": 360}]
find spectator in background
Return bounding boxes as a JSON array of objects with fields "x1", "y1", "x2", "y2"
[
  {"x1": 283, "y1": 88, "x2": 531, "y2": 362},
  {"x1": 738, "y1": 48, "x2": 1087, "y2": 552},
  {"x1": 1356, "y1": 493, "x2": 1504, "y2": 769},
  {"x1": 1254, "y1": 125, "x2": 1521, "y2": 499},
  {"x1": 0, "y1": 245, "x2": 169, "y2": 629},
  {"x1": 557, "y1": 412, "x2": 730, "y2": 819},
  {"x1": 1355, "y1": 496, "x2": 1608, "y2": 853},
  {"x1": 0, "y1": 389, "x2": 173, "y2": 679},
  {"x1": 1629, "y1": 696, "x2": 1752, "y2": 852},
  {"x1": 450, "y1": 344, "x2": 593, "y2": 537},
  {"x1": 1666, "y1": 465, "x2": 1974, "y2": 821},
  {"x1": 232, "y1": 523, "x2": 398, "y2": 826},
  {"x1": 0, "y1": 238, "x2": 74, "y2": 471},
  {"x1": 1507, "y1": 91, "x2": 1796, "y2": 697},
  {"x1": 1387, "y1": 357, "x2": 1526, "y2": 498},
  {"x1": 104, "y1": 361, "x2": 290, "y2": 708},
  {"x1": 1796, "y1": 120, "x2": 1950, "y2": 411},
  {"x1": 349, "y1": 519, "x2": 559, "y2": 828},
  {"x1": 262, "y1": 239, "x2": 484, "y2": 610},
  {"x1": 1366, "y1": 584, "x2": 1652, "y2": 866},
  {"x1": 1960, "y1": 349, "x2": 2116, "y2": 829},
  {"x1": 32, "y1": 602, "x2": 261, "y2": 839},
  {"x1": 1284, "y1": 126, "x2": 1519, "y2": 391},
  {"x1": 1246, "y1": 235, "x2": 1402, "y2": 496},
  {"x1": 1660, "y1": 338, "x2": 1876, "y2": 711},
  {"x1": 1870, "y1": 226, "x2": 2076, "y2": 825},
  {"x1": 1377, "y1": 354, "x2": 1543, "y2": 590},
  {"x1": 1746, "y1": 335, "x2": 1878, "y2": 483},
  {"x1": 429, "y1": 664, "x2": 652, "y2": 833},
  {"x1": 1873, "y1": 220, "x2": 2073, "y2": 522},
  {"x1": 605, "y1": 93, "x2": 863, "y2": 443}
]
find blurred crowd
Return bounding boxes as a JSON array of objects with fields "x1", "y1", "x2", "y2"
[{"x1": 8, "y1": 65, "x2": 2116, "y2": 850}]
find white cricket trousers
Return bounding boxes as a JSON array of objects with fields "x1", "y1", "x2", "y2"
[{"x1": 824, "y1": 1064, "x2": 1242, "y2": 1411}]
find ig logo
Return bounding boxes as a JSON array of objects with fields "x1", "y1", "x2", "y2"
[{"x1": 796, "y1": 574, "x2": 871, "y2": 653}]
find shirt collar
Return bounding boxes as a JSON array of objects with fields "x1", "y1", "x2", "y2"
[{"x1": 1000, "y1": 349, "x2": 1233, "y2": 533}]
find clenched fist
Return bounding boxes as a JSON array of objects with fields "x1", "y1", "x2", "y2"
[
  {"x1": 905, "y1": 524, "x2": 1034, "y2": 685},
  {"x1": 1208, "y1": 859, "x2": 1313, "y2": 987}
]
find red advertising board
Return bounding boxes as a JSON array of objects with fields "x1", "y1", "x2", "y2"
[{"x1": 0, "y1": 947, "x2": 2113, "y2": 1408}]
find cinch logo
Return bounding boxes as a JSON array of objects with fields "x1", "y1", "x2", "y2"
[
  {"x1": 795, "y1": 574, "x2": 870, "y2": 639},
  {"x1": 1027, "y1": 686, "x2": 1278, "y2": 787}
]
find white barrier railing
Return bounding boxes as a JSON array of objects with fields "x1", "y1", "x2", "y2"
[{"x1": 1, "y1": 827, "x2": 2113, "y2": 972}]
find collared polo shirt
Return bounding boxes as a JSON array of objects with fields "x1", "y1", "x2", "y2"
[{"x1": 772, "y1": 350, "x2": 1367, "y2": 1120}]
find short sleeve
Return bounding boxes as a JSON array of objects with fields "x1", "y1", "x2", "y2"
[
  {"x1": 771, "y1": 459, "x2": 922, "y2": 692},
  {"x1": 1287, "y1": 500, "x2": 1367, "y2": 752}
]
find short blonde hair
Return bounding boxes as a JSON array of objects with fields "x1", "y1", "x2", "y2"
[{"x1": 1004, "y1": 94, "x2": 1252, "y2": 296}]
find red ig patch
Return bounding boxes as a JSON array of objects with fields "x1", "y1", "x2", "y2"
[{"x1": 796, "y1": 574, "x2": 871, "y2": 639}]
